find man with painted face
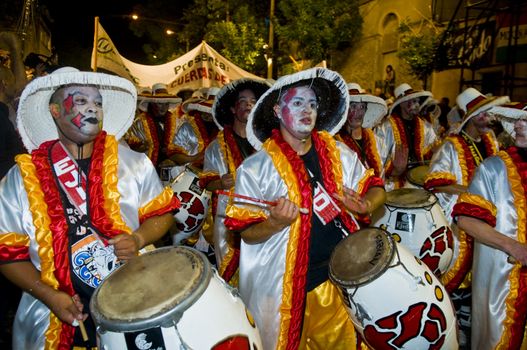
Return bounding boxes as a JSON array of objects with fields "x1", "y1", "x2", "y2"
[
  {"x1": 452, "y1": 103, "x2": 527, "y2": 350},
  {"x1": 224, "y1": 68, "x2": 386, "y2": 350},
  {"x1": 423, "y1": 87, "x2": 509, "y2": 348},
  {"x1": 375, "y1": 83, "x2": 439, "y2": 190},
  {"x1": 0, "y1": 67, "x2": 179, "y2": 349},
  {"x1": 202, "y1": 78, "x2": 270, "y2": 284}
]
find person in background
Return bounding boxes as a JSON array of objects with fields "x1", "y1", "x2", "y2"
[
  {"x1": 0, "y1": 67, "x2": 179, "y2": 349},
  {"x1": 225, "y1": 68, "x2": 386, "y2": 350},
  {"x1": 452, "y1": 102, "x2": 527, "y2": 350}
]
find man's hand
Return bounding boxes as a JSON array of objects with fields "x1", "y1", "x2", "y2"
[
  {"x1": 46, "y1": 291, "x2": 87, "y2": 325},
  {"x1": 267, "y1": 197, "x2": 299, "y2": 231},
  {"x1": 508, "y1": 241, "x2": 527, "y2": 266},
  {"x1": 392, "y1": 144, "x2": 409, "y2": 176},
  {"x1": 220, "y1": 173, "x2": 235, "y2": 189},
  {"x1": 334, "y1": 187, "x2": 371, "y2": 215},
  {"x1": 109, "y1": 233, "x2": 144, "y2": 262}
]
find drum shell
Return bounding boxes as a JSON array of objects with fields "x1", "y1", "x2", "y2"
[
  {"x1": 332, "y1": 240, "x2": 458, "y2": 349},
  {"x1": 372, "y1": 190, "x2": 453, "y2": 276},
  {"x1": 91, "y1": 247, "x2": 262, "y2": 349},
  {"x1": 170, "y1": 168, "x2": 211, "y2": 241}
]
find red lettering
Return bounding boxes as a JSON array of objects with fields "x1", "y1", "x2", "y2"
[{"x1": 189, "y1": 69, "x2": 198, "y2": 81}]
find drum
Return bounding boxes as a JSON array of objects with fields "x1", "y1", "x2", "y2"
[
  {"x1": 90, "y1": 247, "x2": 262, "y2": 350},
  {"x1": 405, "y1": 165, "x2": 429, "y2": 189},
  {"x1": 371, "y1": 188, "x2": 453, "y2": 276},
  {"x1": 329, "y1": 228, "x2": 458, "y2": 349},
  {"x1": 171, "y1": 166, "x2": 211, "y2": 244}
]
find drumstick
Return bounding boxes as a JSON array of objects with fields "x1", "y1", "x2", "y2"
[
  {"x1": 71, "y1": 296, "x2": 89, "y2": 342},
  {"x1": 215, "y1": 190, "x2": 309, "y2": 214}
]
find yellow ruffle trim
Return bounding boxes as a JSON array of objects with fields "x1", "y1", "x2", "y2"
[
  {"x1": 424, "y1": 171, "x2": 457, "y2": 186},
  {"x1": 138, "y1": 186, "x2": 176, "y2": 222},
  {"x1": 457, "y1": 192, "x2": 497, "y2": 218},
  {"x1": 497, "y1": 151, "x2": 527, "y2": 348},
  {"x1": 186, "y1": 116, "x2": 205, "y2": 153},
  {"x1": 16, "y1": 154, "x2": 62, "y2": 350},
  {"x1": 0, "y1": 232, "x2": 30, "y2": 247},
  {"x1": 217, "y1": 130, "x2": 238, "y2": 175}
]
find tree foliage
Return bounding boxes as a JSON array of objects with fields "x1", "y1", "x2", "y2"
[
  {"x1": 397, "y1": 20, "x2": 443, "y2": 87},
  {"x1": 275, "y1": 0, "x2": 363, "y2": 67}
]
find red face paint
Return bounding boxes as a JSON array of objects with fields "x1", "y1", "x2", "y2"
[
  {"x1": 72, "y1": 113, "x2": 83, "y2": 128},
  {"x1": 63, "y1": 94, "x2": 74, "y2": 114}
]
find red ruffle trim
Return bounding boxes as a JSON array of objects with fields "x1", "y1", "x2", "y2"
[
  {"x1": 223, "y1": 126, "x2": 245, "y2": 168},
  {"x1": 140, "y1": 196, "x2": 181, "y2": 224},
  {"x1": 145, "y1": 114, "x2": 160, "y2": 164},
  {"x1": 0, "y1": 245, "x2": 29, "y2": 261},
  {"x1": 224, "y1": 216, "x2": 266, "y2": 232},
  {"x1": 222, "y1": 247, "x2": 240, "y2": 283},
  {"x1": 452, "y1": 202, "x2": 496, "y2": 227},
  {"x1": 424, "y1": 177, "x2": 455, "y2": 191}
]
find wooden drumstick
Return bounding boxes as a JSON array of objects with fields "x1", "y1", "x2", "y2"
[
  {"x1": 215, "y1": 190, "x2": 309, "y2": 214},
  {"x1": 71, "y1": 296, "x2": 89, "y2": 342}
]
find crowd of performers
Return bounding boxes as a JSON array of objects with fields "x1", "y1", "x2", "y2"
[{"x1": 0, "y1": 63, "x2": 526, "y2": 350}]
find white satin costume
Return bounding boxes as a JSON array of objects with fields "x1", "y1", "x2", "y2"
[
  {"x1": 225, "y1": 131, "x2": 383, "y2": 350},
  {"x1": 0, "y1": 133, "x2": 178, "y2": 350},
  {"x1": 375, "y1": 114, "x2": 438, "y2": 190},
  {"x1": 452, "y1": 147, "x2": 527, "y2": 350}
]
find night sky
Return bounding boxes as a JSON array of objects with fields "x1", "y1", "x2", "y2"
[{"x1": 40, "y1": 0, "x2": 190, "y2": 69}]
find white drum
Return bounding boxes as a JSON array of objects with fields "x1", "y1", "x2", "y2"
[
  {"x1": 90, "y1": 247, "x2": 262, "y2": 350},
  {"x1": 372, "y1": 188, "x2": 453, "y2": 276},
  {"x1": 329, "y1": 228, "x2": 458, "y2": 349},
  {"x1": 170, "y1": 166, "x2": 211, "y2": 244}
]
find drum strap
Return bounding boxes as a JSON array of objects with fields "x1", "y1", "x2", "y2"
[{"x1": 461, "y1": 131, "x2": 484, "y2": 166}]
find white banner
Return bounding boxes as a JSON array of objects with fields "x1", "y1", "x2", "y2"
[{"x1": 91, "y1": 18, "x2": 264, "y2": 92}]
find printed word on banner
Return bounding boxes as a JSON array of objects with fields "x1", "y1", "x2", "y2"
[{"x1": 312, "y1": 180, "x2": 341, "y2": 225}]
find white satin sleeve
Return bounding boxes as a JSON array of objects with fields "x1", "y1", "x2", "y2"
[
  {"x1": 116, "y1": 145, "x2": 166, "y2": 231},
  {"x1": 203, "y1": 139, "x2": 228, "y2": 175},
  {"x1": 172, "y1": 121, "x2": 200, "y2": 156}
]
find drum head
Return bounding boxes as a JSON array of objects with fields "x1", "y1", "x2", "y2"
[
  {"x1": 91, "y1": 247, "x2": 211, "y2": 332},
  {"x1": 329, "y1": 228, "x2": 395, "y2": 288},
  {"x1": 385, "y1": 188, "x2": 437, "y2": 208},
  {"x1": 406, "y1": 165, "x2": 429, "y2": 187}
]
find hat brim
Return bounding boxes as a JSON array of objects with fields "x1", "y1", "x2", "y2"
[
  {"x1": 455, "y1": 95, "x2": 510, "y2": 134},
  {"x1": 212, "y1": 79, "x2": 271, "y2": 130},
  {"x1": 349, "y1": 95, "x2": 387, "y2": 129},
  {"x1": 247, "y1": 68, "x2": 349, "y2": 150},
  {"x1": 489, "y1": 105, "x2": 527, "y2": 138},
  {"x1": 17, "y1": 69, "x2": 137, "y2": 152},
  {"x1": 138, "y1": 96, "x2": 182, "y2": 112},
  {"x1": 388, "y1": 91, "x2": 432, "y2": 115}
]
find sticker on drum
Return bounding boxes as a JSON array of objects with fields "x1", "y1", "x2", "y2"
[
  {"x1": 90, "y1": 247, "x2": 263, "y2": 350},
  {"x1": 372, "y1": 188, "x2": 454, "y2": 276},
  {"x1": 329, "y1": 228, "x2": 458, "y2": 350}
]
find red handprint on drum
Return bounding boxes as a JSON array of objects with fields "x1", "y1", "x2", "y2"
[
  {"x1": 363, "y1": 302, "x2": 447, "y2": 350},
  {"x1": 174, "y1": 191, "x2": 207, "y2": 233},
  {"x1": 419, "y1": 227, "x2": 454, "y2": 276}
]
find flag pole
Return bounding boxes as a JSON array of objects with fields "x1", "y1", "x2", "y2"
[{"x1": 92, "y1": 16, "x2": 99, "y2": 72}]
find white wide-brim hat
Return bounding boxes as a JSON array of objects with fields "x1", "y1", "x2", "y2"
[
  {"x1": 455, "y1": 87, "x2": 510, "y2": 134},
  {"x1": 138, "y1": 82, "x2": 182, "y2": 112},
  {"x1": 489, "y1": 103, "x2": 527, "y2": 139},
  {"x1": 247, "y1": 67, "x2": 349, "y2": 150},
  {"x1": 17, "y1": 67, "x2": 137, "y2": 152},
  {"x1": 347, "y1": 83, "x2": 387, "y2": 129},
  {"x1": 212, "y1": 78, "x2": 271, "y2": 131},
  {"x1": 388, "y1": 83, "x2": 432, "y2": 115}
]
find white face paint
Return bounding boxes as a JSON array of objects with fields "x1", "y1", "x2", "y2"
[
  {"x1": 347, "y1": 102, "x2": 367, "y2": 131},
  {"x1": 400, "y1": 98, "x2": 421, "y2": 119},
  {"x1": 274, "y1": 86, "x2": 317, "y2": 140},
  {"x1": 471, "y1": 111, "x2": 494, "y2": 134}
]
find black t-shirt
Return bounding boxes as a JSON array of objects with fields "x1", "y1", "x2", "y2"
[
  {"x1": 402, "y1": 118, "x2": 418, "y2": 165},
  {"x1": 233, "y1": 132, "x2": 255, "y2": 160},
  {"x1": 300, "y1": 146, "x2": 343, "y2": 291}
]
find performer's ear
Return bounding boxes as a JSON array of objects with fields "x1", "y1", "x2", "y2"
[
  {"x1": 273, "y1": 104, "x2": 281, "y2": 120},
  {"x1": 49, "y1": 103, "x2": 60, "y2": 119}
]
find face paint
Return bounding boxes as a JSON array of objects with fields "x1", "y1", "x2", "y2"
[
  {"x1": 471, "y1": 111, "x2": 493, "y2": 134},
  {"x1": 53, "y1": 86, "x2": 103, "y2": 145},
  {"x1": 347, "y1": 102, "x2": 367, "y2": 130},
  {"x1": 277, "y1": 86, "x2": 317, "y2": 139},
  {"x1": 514, "y1": 119, "x2": 527, "y2": 147},
  {"x1": 400, "y1": 98, "x2": 420, "y2": 119}
]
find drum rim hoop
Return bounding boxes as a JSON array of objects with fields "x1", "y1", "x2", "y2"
[
  {"x1": 329, "y1": 228, "x2": 396, "y2": 288},
  {"x1": 90, "y1": 246, "x2": 212, "y2": 332}
]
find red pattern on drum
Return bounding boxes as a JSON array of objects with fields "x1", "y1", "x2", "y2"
[
  {"x1": 363, "y1": 302, "x2": 447, "y2": 349},
  {"x1": 211, "y1": 335, "x2": 251, "y2": 350},
  {"x1": 175, "y1": 191, "x2": 206, "y2": 233},
  {"x1": 419, "y1": 226, "x2": 453, "y2": 275}
]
